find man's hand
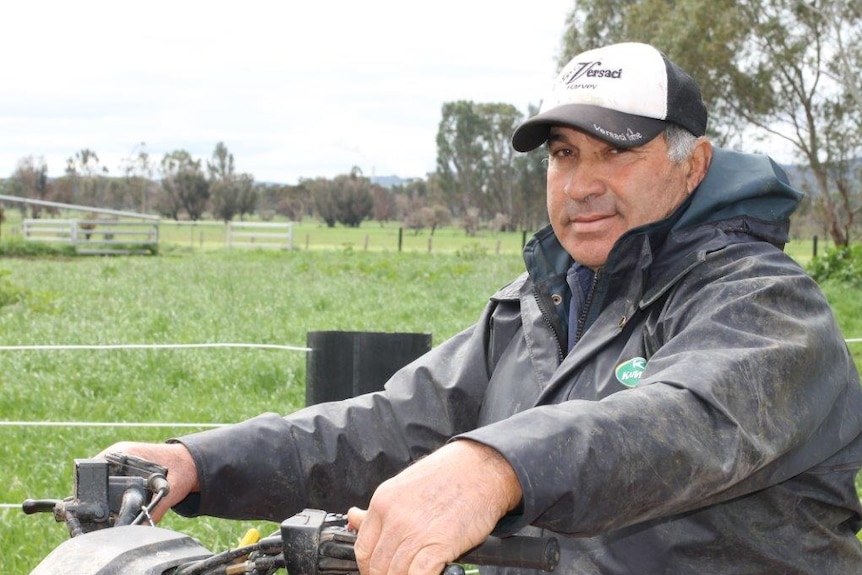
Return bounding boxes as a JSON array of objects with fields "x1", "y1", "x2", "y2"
[
  {"x1": 347, "y1": 440, "x2": 522, "y2": 575},
  {"x1": 96, "y1": 441, "x2": 199, "y2": 522}
]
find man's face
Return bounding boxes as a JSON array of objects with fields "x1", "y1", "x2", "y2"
[{"x1": 546, "y1": 126, "x2": 698, "y2": 268}]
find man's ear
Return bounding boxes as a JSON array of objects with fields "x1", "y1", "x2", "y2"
[{"x1": 686, "y1": 138, "x2": 713, "y2": 193}]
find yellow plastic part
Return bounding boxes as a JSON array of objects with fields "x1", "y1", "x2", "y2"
[{"x1": 239, "y1": 527, "x2": 261, "y2": 547}]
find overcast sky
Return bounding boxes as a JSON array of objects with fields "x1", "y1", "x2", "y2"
[{"x1": 0, "y1": 1, "x2": 572, "y2": 184}]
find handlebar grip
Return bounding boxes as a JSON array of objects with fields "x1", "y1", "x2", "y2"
[
  {"x1": 458, "y1": 535, "x2": 560, "y2": 572},
  {"x1": 21, "y1": 499, "x2": 60, "y2": 515}
]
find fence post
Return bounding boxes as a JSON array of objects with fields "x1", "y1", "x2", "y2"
[
  {"x1": 305, "y1": 331, "x2": 432, "y2": 406},
  {"x1": 813, "y1": 235, "x2": 818, "y2": 259}
]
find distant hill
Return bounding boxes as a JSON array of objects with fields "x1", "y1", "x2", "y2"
[
  {"x1": 778, "y1": 158, "x2": 862, "y2": 194},
  {"x1": 257, "y1": 174, "x2": 411, "y2": 189},
  {"x1": 779, "y1": 163, "x2": 813, "y2": 190},
  {"x1": 370, "y1": 175, "x2": 409, "y2": 189}
]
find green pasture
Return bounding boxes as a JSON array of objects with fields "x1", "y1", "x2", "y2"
[
  {"x1": 0, "y1": 233, "x2": 860, "y2": 572},
  {"x1": 0, "y1": 247, "x2": 525, "y2": 572}
]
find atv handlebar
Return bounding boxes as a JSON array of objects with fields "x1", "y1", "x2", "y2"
[
  {"x1": 23, "y1": 453, "x2": 170, "y2": 536},
  {"x1": 24, "y1": 457, "x2": 560, "y2": 575},
  {"x1": 281, "y1": 508, "x2": 559, "y2": 575}
]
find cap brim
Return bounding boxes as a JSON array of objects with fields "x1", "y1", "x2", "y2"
[{"x1": 512, "y1": 104, "x2": 667, "y2": 152}]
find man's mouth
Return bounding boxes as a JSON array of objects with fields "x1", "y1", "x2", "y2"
[{"x1": 570, "y1": 213, "x2": 614, "y2": 232}]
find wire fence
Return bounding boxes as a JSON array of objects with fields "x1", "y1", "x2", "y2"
[
  {"x1": 0, "y1": 341, "x2": 311, "y2": 510},
  {"x1": 1, "y1": 341, "x2": 310, "y2": 427},
  {"x1": 0, "y1": 342, "x2": 311, "y2": 352},
  {"x1": 4, "y1": 337, "x2": 862, "y2": 510},
  {"x1": 4, "y1": 336, "x2": 862, "y2": 433}
]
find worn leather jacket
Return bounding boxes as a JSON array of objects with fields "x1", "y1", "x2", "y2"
[{"x1": 176, "y1": 148, "x2": 862, "y2": 574}]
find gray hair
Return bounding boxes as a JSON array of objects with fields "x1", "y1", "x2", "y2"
[{"x1": 665, "y1": 124, "x2": 699, "y2": 163}]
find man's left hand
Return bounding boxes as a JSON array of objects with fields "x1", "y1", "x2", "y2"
[{"x1": 347, "y1": 439, "x2": 522, "y2": 575}]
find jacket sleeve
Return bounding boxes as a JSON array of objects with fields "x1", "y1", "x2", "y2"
[
  {"x1": 459, "y1": 245, "x2": 862, "y2": 536},
  {"x1": 171, "y1": 312, "x2": 497, "y2": 521}
]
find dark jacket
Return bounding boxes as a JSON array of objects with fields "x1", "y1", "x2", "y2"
[{"x1": 176, "y1": 148, "x2": 862, "y2": 574}]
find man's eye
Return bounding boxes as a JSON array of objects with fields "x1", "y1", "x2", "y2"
[{"x1": 547, "y1": 150, "x2": 576, "y2": 170}]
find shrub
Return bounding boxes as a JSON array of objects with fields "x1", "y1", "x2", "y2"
[
  {"x1": 806, "y1": 245, "x2": 862, "y2": 285},
  {"x1": 0, "y1": 238, "x2": 75, "y2": 257},
  {"x1": 0, "y1": 269, "x2": 28, "y2": 308},
  {"x1": 455, "y1": 242, "x2": 488, "y2": 260}
]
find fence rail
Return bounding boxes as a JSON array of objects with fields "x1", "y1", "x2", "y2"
[
  {"x1": 227, "y1": 221, "x2": 293, "y2": 250},
  {"x1": 23, "y1": 218, "x2": 159, "y2": 255}
]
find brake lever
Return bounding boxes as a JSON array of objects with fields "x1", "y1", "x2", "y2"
[{"x1": 104, "y1": 452, "x2": 170, "y2": 525}]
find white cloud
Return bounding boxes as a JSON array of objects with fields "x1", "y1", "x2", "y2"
[{"x1": 0, "y1": 0, "x2": 570, "y2": 183}]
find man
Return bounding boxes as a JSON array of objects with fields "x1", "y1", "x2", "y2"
[{"x1": 105, "y1": 43, "x2": 862, "y2": 574}]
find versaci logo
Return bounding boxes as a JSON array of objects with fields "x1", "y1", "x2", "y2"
[{"x1": 615, "y1": 357, "x2": 647, "y2": 387}]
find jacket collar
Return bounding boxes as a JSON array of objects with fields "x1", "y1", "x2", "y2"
[{"x1": 523, "y1": 147, "x2": 802, "y2": 299}]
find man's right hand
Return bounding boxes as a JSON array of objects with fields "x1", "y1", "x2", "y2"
[{"x1": 96, "y1": 441, "x2": 199, "y2": 523}]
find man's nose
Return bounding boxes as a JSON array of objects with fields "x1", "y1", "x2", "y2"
[{"x1": 562, "y1": 163, "x2": 604, "y2": 202}]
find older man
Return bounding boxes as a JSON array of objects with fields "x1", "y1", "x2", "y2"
[{"x1": 106, "y1": 43, "x2": 862, "y2": 574}]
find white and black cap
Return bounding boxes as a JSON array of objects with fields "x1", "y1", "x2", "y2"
[{"x1": 512, "y1": 42, "x2": 708, "y2": 152}]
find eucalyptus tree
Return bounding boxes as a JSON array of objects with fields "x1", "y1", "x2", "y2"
[
  {"x1": 307, "y1": 177, "x2": 339, "y2": 227},
  {"x1": 159, "y1": 150, "x2": 209, "y2": 221},
  {"x1": 208, "y1": 141, "x2": 242, "y2": 223},
  {"x1": 436, "y1": 101, "x2": 526, "y2": 226},
  {"x1": 306, "y1": 168, "x2": 373, "y2": 228},
  {"x1": 64, "y1": 148, "x2": 109, "y2": 207},
  {"x1": 483, "y1": 103, "x2": 525, "y2": 229},
  {"x1": 7, "y1": 156, "x2": 51, "y2": 217},
  {"x1": 436, "y1": 101, "x2": 492, "y2": 218},
  {"x1": 513, "y1": 147, "x2": 550, "y2": 233},
  {"x1": 235, "y1": 173, "x2": 258, "y2": 221},
  {"x1": 333, "y1": 167, "x2": 373, "y2": 228},
  {"x1": 121, "y1": 142, "x2": 154, "y2": 214}
]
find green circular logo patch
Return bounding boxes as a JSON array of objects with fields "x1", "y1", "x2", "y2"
[{"x1": 615, "y1": 357, "x2": 647, "y2": 387}]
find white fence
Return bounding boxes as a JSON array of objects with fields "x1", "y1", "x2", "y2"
[
  {"x1": 23, "y1": 218, "x2": 159, "y2": 255},
  {"x1": 227, "y1": 221, "x2": 293, "y2": 250}
]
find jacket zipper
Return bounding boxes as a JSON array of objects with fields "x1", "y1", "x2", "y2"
[
  {"x1": 574, "y1": 268, "x2": 602, "y2": 344},
  {"x1": 533, "y1": 289, "x2": 565, "y2": 362}
]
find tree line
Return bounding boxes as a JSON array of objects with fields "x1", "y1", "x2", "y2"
[
  {"x1": 3, "y1": 0, "x2": 861, "y2": 244},
  {"x1": 0, "y1": 100, "x2": 549, "y2": 237}
]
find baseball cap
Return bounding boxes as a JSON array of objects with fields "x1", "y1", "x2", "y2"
[{"x1": 512, "y1": 42, "x2": 707, "y2": 152}]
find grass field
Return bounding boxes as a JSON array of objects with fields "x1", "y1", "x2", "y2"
[
  {"x1": 0, "y1": 227, "x2": 859, "y2": 572},
  {"x1": 0, "y1": 247, "x2": 525, "y2": 572}
]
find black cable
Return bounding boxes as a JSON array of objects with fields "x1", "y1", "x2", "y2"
[{"x1": 173, "y1": 536, "x2": 282, "y2": 575}]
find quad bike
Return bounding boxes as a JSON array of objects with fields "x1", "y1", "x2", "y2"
[{"x1": 23, "y1": 454, "x2": 560, "y2": 575}]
